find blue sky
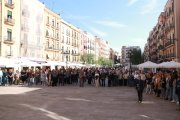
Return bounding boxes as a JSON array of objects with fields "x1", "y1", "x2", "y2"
[{"x1": 40, "y1": 0, "x2": 167, "y2": 52}]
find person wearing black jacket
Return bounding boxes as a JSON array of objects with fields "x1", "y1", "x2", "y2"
[{"x1": 135, "y1": 71, "x2": 145, "y2": 103}]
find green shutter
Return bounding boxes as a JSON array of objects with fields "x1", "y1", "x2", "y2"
[
  {"x1": 8, "y1": 11, "x2": 12, "y2": 16},
  {"x1": 7, "y1": 29, "x2": 12, "y2": 32}
]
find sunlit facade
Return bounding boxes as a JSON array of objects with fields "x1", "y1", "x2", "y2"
[
  {"x1": 0, "y1": 0, "x2": 113, "y2": 64},
  {"x1": 60, "y1": 19, "x2": 80, "y2": 63},
  {"x1": 0, "y1": 0, "x2": 21, "y2": 58},
  {"x1": 44, "y1": 7, "x2": 61, "y2": 61},
  {"x1": 145, "y1": 0, "x2": 180, "y2": 62},
  {"x1": 20, "y1": 0, "x2": 45, "y2": 60}
]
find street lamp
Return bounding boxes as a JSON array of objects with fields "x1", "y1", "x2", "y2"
[{"x1": 128, "y1": 49, "x2": 133, "y2": 86}]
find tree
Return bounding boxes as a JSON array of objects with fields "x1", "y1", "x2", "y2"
[
  {"x1": 97, "y1": 57, "x2": 113, "y2": 66},
  {"x1": 80, "y1": 53, "x2": 95, "y2": 64},
  {"x1": 130, "y1": 49, "x2": 142, "y2": 65}
]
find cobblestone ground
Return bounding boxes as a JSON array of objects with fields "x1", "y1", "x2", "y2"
[{"x1": 0, "y1": 86, "x2": 179, "y2": 120}]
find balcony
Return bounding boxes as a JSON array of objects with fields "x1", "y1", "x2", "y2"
[
  {"x1": 6, "y1": 52, "x2": 13, "y2": 57},
  {"x1": 165, "y1": 39, "x2": 175, "y2": 47},
  {"x1": 45, "y1": 34, "x2": 50, "y2": 38},
  {"x1": 5, "y1": 1, "x2": 14, "y2": 9},
  {"x1": 4, "y1": 18, "x2": 15, "y2": 26},
  {"x1": 4, "y1": 37, "x2": 15, "y2": 44},
  {"x1": 72, "y1": 53, "x2": 80, "y2": 56},
  {"x1": 45, "y1": 46, "x2": 60, "y2": 52},
  {"x1": 45, "y1": 46, "x2": 53, "y2": 51},
  {"x1": 170, "y1": 23, "x2": 175, "y2": 30},
  {"x1": 46, "y1": 22, "x2": 50, "y2": 26},
  {"x1": 158, "y1": 45, "x2": 164, "y2": 50}
]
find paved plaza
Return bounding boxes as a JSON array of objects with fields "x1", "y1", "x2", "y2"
[{"x1": 0, "y1": 86, "x2": 179, "y2": 120}]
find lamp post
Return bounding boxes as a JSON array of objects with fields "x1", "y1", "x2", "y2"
[{"x1": 128, "y1": 49, "x2": 133, "y2": 86}]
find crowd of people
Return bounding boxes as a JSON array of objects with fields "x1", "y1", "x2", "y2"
[
  {"x1": 0, "y1": 67, "x2": 130, "y2": 87},
  {"x1": 0, "y1": 66, "x2": 179, "y2": 110},
  {"x1": 134, "y1": 69, "x2": 180, "y2": 110}
]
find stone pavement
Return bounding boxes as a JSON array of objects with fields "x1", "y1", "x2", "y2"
[{"x1": 0, "y1": 86, "x2": 179, "y2": 120}]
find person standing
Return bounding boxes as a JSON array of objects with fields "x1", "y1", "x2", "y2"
[
  {"x1": 0, "y1": 68, "x2": 3, "y2": 86},
  {"x1": 7, "y1": 69, "x2": 14, "y2": 85},
  {"x1": 175, "y1": 74, "x2": 180, "y2": 110},
  {"x1": 95, "y1": 70, "x2": 100, "y2": 87},
  {"x1": 79, "y1": 69, "x2": 85, "y2": 87},
  {"x1": 135, "y1": 71, "x2": 145, "y2": 103}
]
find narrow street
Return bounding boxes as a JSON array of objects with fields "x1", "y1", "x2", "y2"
[{"x1": 0, "y1": 86, "x2": 179, "y2": 120}]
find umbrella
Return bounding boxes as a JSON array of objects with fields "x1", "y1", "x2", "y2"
[
  {"x1": 160, "y1": 61, "x2": 180, "y2": 68},
  {"x1": 138, "y1": 61, "x2": 158, "y2": 68}
]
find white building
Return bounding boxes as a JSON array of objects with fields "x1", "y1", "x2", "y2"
[{"x1": 20, "y1": 0, "x2": 45, "y2": 59}]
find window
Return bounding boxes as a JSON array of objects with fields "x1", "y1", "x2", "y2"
[
  {"x1": 46, "y1": 30, "x2": 49, "y2": 36},
  {"x1": 7, "y1": 29, "x2": 12, "y2": 40},
  {"x1": 52, "y1": 19, "x2": 54, "y2": 26},
  {"x1": 7, "y1": 10, "x2": 12, "y2": 19},
  {"x1": 8, "y1": 0, "x2": 12, "y2": 5},
  {"x1": 62, "y1": 36, "x2": 64, "y2": 42},
  {"x1": 57, "y1": 42, "x2": 59, "y2": 49},
  {"x1": 57, "y1": 33, "x2": 59, "y2": 39},
  {"x1": 57, "y1": 22, "x2": 59, "y2": 28},
  {"x1": 46, "y1": 41, "x2": 49, "y2": 47},
  {"x1": 6, "y1": 46, "x2": 12, "y2": 56},
  {"x1": 47, "y1": 16, "x2": 49, "y2": 24},
  {"x1": 0, "y1": 42, "x2": 1, "y2": 56}
]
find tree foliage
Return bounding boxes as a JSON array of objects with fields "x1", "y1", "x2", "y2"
[
  {"x1": 130, "y1": 49, "x2": 142, "y2": 65},
  {"x1": 80, "y1": 54, "x2": 95, "y2": 64},
  {"x1": 97, "y1": 57, "x2": 113, "y2": 66}
]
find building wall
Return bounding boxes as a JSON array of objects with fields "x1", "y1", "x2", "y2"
[
  {"x1": 21, "y1": 0, "x2": 45, "y2": 59},
  {"x1": 60, "y1": 19, "x2": 80, "y2": 63},
  {"x1": 145, "y1": 0, "x2": 180, "y2": 63},
  {"x1": 0, "y1": 0, "x2": 113, "y2": 64},
  {"x1": 44, "y1": 7, "x2": 61, "y2": 61},
  {"x1": 0, "y1": 0, "x2": 21, "y2": 58},
  {"x1": 174, "y1": 0, "x2": 180, "y2": 61}
]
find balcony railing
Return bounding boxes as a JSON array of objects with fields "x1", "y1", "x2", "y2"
[
  {"x1": 6, "y1": 52, "x2": 13, "y2": 57},
  {"x1": 5, "y1": 1, "x2": 14, "y2": 9},
  {"x1": 4, "y1": 37, "x2": 15, "y2": 44},
  {"x1": 158, "y1": 45, "x2": 164, "y2": 50},
  {"x1": 46, "y1": 22, "x2": 50, "y2": 26},
  {"x1": 4, "y1": 18, "x2": 15, "y2": 26},
  {"x1": 45, "y1": 46, "x2": 53, "y2": 51},
  {"x1": 72, "y1": 53, "x2": 80, "y2": 56},
  {"x1": 45, "y1": 34, "x2": 50, "y2": 38},
  {"x1": 45, "y1": 46, "x2": 60, "y2": 52},
  {"x1": 165, "y1": 39, "x2": 175, "y2": 47}
]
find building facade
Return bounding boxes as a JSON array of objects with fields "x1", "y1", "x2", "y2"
[
  {"x1": 121, "y1": 46, "x2": 141, "y2": 65},
  {"x1": 95, "y1": 37, "x2": 109, "y2": 60},
  {"x1": 145, "y1": 0, "x2": 180, "y2": 62},
  {"x1": 0, "y1": 0, "x2": 21, "y2": 58},
  {"x1": 21, "y1": 0, "x2": 45, "y2": 59},
  {"x1": 60, "y1": 20, "x2": 80, "y2": 63},
  {"x1": 0, "y1": 0, "x2": 113, "y2": 64},
  {"x1": 44, "y1": 7, "x2": 61, "y2": 61}
]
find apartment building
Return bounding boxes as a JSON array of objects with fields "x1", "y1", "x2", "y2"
[
  {"x1": 144, "y1": 43, "x2": 149, "y2": 62},
  {"x1": 44, "y1": 7, "x2": 61, "y2": 61},
  {"x1": 0, "y1": 0, "x2": 113, "y2": 64},
  {"x1": 20, "y1": 0, "x2": 45, "y2": 59},
  {"x1": 145, "y1": 0, "x2": 180, "y2": 62},
  {"x1": 95, "y1": 37, "x2": 110, "y2": 60},
  {"x1": 0, "y1": 0, "x2": 21, "y2": 58},
  {"x1": 121, "y1": 46, "x2": 141, "y2": 65},
  {"x1": 60, "y1": 19, "x2": 80, "y2": 63}
]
